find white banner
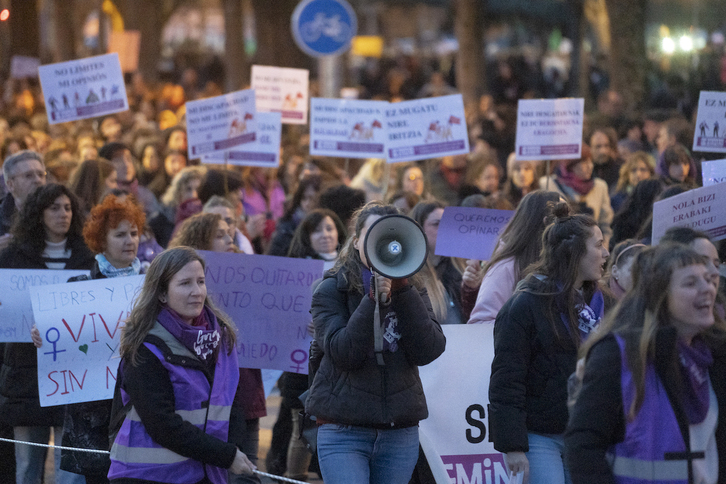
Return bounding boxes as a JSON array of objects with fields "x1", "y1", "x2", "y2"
[
  {"x1": 693, "y1": 91, "x2": 726, "y2": 153},
  {"x1": 251, "y1": 65, "x2": 309, "y2": 125},
  {"x1": 701, "y1": 159, "x2": 726, "y2": 187},
  {"x1": 310, "y1": 98, "x2": 388, "y2": 159},
  {"x1": 515, "y1": 98, "x2": 584, "y2": 161},
  {"x1": 652, "y1": 181, "x2": 726, "y2": 244},
  {"x1": 202, "y1": 112, "x2": 282, "y2": 167}
]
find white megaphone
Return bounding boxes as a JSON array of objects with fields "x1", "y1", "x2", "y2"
[{"x1": 363, "y1": 214, "x2": 428, "y2": 279}]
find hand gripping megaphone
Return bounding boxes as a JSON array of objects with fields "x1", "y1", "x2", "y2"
[{"x1": 363, "y1": 214, "x2": 428, "y2": 279}]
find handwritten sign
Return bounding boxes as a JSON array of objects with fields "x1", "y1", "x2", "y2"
[
  {"x1": 0, "y1": 269, "x2": 90, "y2": 343},
  {"x1": 702, "y1": 159, "x2": 726, "y2": 187},
  {"x1": 186, "y1": 89, "x2": 257, "y2": 159},
  {"x1": 201, "y1": 112, "x2": 282, "y2": 167},
  {"x1": 693, "y1": 91, "x2": 726, "y2": 153},
  {"x1": 200, "y1": 251, "x2": 324, "y2": 374},
  {"x1": 38, "y1": 53, "x2": 129, "y2": 125},
  {"x1": 515, "y1": 98, "x2": 584, "y2": 161},
  {"x1": 418, "y1": 325, "x2": 508, "y2": 484},
  {"x1": 11, "y1": 55, "x2": 40, "y2": 79},
  {"x1": 385, "y1": 94, "x2": 469, "y2": 163},
  {"x1": 31, "y1": 275, "x2": 145, "y2": 407},
  {"x1": 310, "y1": 98, "x2": 388, "y2": 159},
  {"x1": 251, "y1": 65, "x2": 309, "y2": 125},
  {"x1": 652, "y1": 181, "x2": 726, "y2": 244},
  {"x1": 434, "y1": 207, "x2": 514, "y2": 260}
]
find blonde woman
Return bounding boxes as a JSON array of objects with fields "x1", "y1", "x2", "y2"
[{"x1": 149, "y1": 166, "x2": 206, "y2": 247}]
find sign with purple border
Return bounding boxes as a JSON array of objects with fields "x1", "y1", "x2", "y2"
[
  {"x1": 515, "y1": 98, "x2": 584, "y2": 161},
  {"x1": 251, "y1": 65, "x2": 309, "y2": 125},
  {"x1": 310, "y1": 98, "x2": 388, "y2": 159},
  {"x1": 186, "y1": 89, "x2": 257, "y2": 159},
  {"x1": 693, "y1": 91, "x2": 726, "y2": 153},
  {"x1": 434, "y1": 207, "x2": 514, "y2": 261},
  {"x1": 201, "y1": 112, "x2": 282, "y2": 168},
  {"x1": 652, "y1": 181, "x2": 726, "y2": 244},
  {"x1": 385, "y1": 94, "x2": 469, "y2": 163},
  {"x1": 199, "y1": 251, "x2": 324, "y2": 374}
]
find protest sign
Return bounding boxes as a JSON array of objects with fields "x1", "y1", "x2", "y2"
[
  {"x1": 385, "y1": 94, "x2": 470, "y2": 163},
  {"x1": 0, "y1": 269, "x2": 90, "y2": 343},
  {"x1": 11, "y1": 55, "x2": 40, "y2": 79},
  {"x1": 693, "y1": 91, "x2": 726, "y2": 153},
  {"x1": 251, "y1": 65, "x2": 309, "y2": 124},
  {"x1": 310, "y1": 98, "x2": 388, "y2": 159},
  {"x1": 434, "y1": 207, "x2": 514, "y2": 261},
  {"x1": 515, "y1": 98, "x2": 584, "y2": 161},
  {"x1": 31, "y1": 275, "x2": 145, "y2": 407},
  {"x1": 652, "y1": 181, "x2": 726, "y2": 244},
  {"x1": 108, "y1": 30, "x2": 141, "y2": 73},
  {"x1": 201, "y1": 112, "x2": 282, "y2": 167},
  {"x1": 200, "y1": 251, "x2": 324, "y2": 373},
  {"x1": 419, "y1": 325, "x2": 507, "y2": 484},
  {"x1": 186, "y1": 89, "x2": 257, "y2": 159},
  {"x1": 38, "y1": 53, "x2": 129, "y2": 124},
  {"x1": 702, "y1": 159, "x2": 726, "y2": 187}
]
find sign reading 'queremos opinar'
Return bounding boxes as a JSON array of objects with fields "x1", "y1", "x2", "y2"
[
  {"x1": 385, "y1": 94, "x2": 470, "y2": 163},
  {"x1": 186, "y1": 89, "x2": 257, "y2": 159},
  {"x1": 652, "y1": 181, "x2": 726, "y2": 244},
  {"x1": 310, "y1": 98, "x2": 388, "y2": 159},
  {"x1": 693, "y1": 91, "x2": 726, "y2": 153},
  {"x1": 202, "y1": 112, "x2": 282, "y2": 168},
  {"x1": 38, "y1": 53, "x2": 129, "y2": 124},
  {"x1": 515, "y1": 98, "x2": 584, "y2": 161},
  {"x1": 434, "y1": 207, "x2": 514, "y2": 261}
]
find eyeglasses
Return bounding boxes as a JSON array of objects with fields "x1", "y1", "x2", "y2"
[{"x1": 13, "y1": 170, "x2": 47, "y2": 181}]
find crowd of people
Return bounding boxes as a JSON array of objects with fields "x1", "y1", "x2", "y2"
[{"x1": 0, "y1": 65, "x2": 724, "y2": 484}]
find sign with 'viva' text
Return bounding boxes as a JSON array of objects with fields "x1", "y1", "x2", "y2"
[
  {"x1": 38, "y1": 53, "x2": 129, "y2": 125},
  {"x1": 31, "y1": 275, "x2": 145, "y2": 407},
  {"x1": 515, "y1": 98, "x2": 584, "y2": 161},
  {"x1": 652, "y1": 181, "x2": 726, "y2": 244}
]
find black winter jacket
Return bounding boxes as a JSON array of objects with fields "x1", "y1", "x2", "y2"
[
  {"x1": 305, "y1": 267, "x2": 446, "y2": 427},
  {"x1": 488, "y1": 288, "x2": 579, "y2": 453}
]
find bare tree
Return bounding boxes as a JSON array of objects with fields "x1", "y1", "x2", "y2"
[
  {"x1": 453, "y1": 0, "x2": 485, "y2": 104},
  {"x1": 224, "y1": 0, "x2": 247, "y2": 92},
  {"x1": 606, "y1": 0, "x2": 647, "y2": 110}
]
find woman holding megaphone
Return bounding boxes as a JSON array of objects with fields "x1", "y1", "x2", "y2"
[{"x1": 304, "y1": 201, "x2": 446, "y2": 484}]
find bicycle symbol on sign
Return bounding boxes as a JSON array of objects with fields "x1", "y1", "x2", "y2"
[{"x1": 300, "y1": 13, "x2": 351, "y2": 43}]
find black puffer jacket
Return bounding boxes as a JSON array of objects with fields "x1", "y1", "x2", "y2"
[
  {"x1": 305, "y1": 267, "x2": 446, "y2": 427},
  {"x1": 488, "y1": 285, "x2": 579, "y2": 453}
]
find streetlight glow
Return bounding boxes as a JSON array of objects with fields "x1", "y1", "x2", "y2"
[
  {"x1": 662, "y1": 37, "x2": 676, "y2": 54},
  {"x1": 679, "y1": 35, "x2": 693, "y2": 52},
  {"x1": 0, "y1": 9, "x2": 9, "y2": 21}
]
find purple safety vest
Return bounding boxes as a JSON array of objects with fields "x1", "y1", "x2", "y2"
[
  {"x1": 608, "y1": 335, "x2": 689, "y2": 484},
  {"x1": 108, "y1": 322, "x2": 239, "y2": 484}
]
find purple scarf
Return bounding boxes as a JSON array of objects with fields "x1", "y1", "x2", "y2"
[
  {"x1": 557, "y1": 165, "x2": 594, "y2": 196},
  {"x1": 560, "y1": 289, "x2": 605, "y2": 341},
  {"x1": 677, "y1": 337, "x2": 713, "y2": 424},
  {"x1": 157, "y1": 306, "x2": 222, "y2": 361}
]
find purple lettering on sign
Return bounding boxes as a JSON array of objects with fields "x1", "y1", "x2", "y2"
[
  {"x1": 435, "y1": 207, "x2": 514, "y2": 261},
  {"x1": 696, "y1": 137, "x2": 726, "y2": 148},
  {"x1": 76, "y1": 99, "x2": 125, "y2": 116},
  {"x1": 271, "y1": 109, "x2": 304, "y2": 119},
  {"x1": 519, "y1": 144, "x2": 580, "y2": 156},
  {"x1": 388, "y1": 140, "x2": 466, "y2": 159},
  {"x1": 214, "y1": 132, "x2": 256, "y2": 151},
  {"x1": 708, "y1": 225, "x2": 726, "y2": 238},
  {"x1": 227, "y1": 151, "x2": 276, "y2": 162},
  {"x1": 336, "y1": 141, "x2": 384, "y2": 153},
  {"x1": 440, "y1": 454, "x2": 508, "y2": 484}
]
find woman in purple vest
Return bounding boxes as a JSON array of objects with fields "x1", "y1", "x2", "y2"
[
  {"x1": 488, "y1": 202, "x2": 610, "y2": 484},
  {"x1": 107, "y1": 247, "x2": 255, "y2": 484},
  {"x1": 565, "y1": 243, "x2": 726, "y2": 484}
]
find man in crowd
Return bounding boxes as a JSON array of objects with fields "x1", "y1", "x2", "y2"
[
  {"x1": 589, "y1": 127, "x2": 623, "y2": 193},
  {"x1": 0, "y1": 150, "x2": 47, "y2": 250}
]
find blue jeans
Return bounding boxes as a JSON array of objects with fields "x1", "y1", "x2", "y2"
[
  {"x1": 14, "y1": 426, "x2": 86, "y2": 484},
  {"x1": 526, "y1": 432, "x2": 572, "y2": 484},
  {"x1": 317, "y1": 424, "x2": 419, "y2": 484}
]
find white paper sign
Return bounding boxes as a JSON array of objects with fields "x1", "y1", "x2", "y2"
[
  {"x1": 10, "y1": 55, "x2": 40, "y2": 79},
  {"x1": 0, "y1": 269, "x2": 90, "y2": 342},
  {"x1": 419, "y1": 325, "x2": 508, "y2": 484},
  {"x1": 201, "y1": 112, "x2": 282, "y2": 167},
  {"x1": 186, "y1": 89, "x2": 257, "y2": 159},
  {"x1": 515, "y1": 98, "x2": 584, "y2": 161},
  {"x1": 310, "y1": 98, "x2": 388, "y2": 159},
  {"x1": 701, "y1": 159, "x2": 726, "y2": 187},
  {"x1": 251, "y1": 65, "x2": 309, "y2": 125},
  {"x1": 38, "y1": 53, "x2": 129, "y2": 124},
  {"x1": 31, "y1": 275, "x2": 145, "y2": 406},
  {"x1": 652, "y1": 181, "x2": 726, "y2": 244},
  {"x1": 385, "y1": 94, "x2": 469, "y2": 163},
  {"x1": 693, "y1": 91, "x2": 726, "y2": 153}
]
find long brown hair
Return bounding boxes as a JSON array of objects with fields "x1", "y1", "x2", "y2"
[
  {"x1": 168, "y1": 212, "x2": 222, "y2": 251},
  {"x1": 119, "y1": 247, "x2": 236, "y2": 365}
]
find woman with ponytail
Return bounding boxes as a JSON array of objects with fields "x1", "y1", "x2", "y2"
[{"x1": 488, "y1": 203, "x2": 610, "y2": 484}]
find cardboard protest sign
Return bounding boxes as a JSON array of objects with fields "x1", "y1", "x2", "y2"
[
  {"x1": 200, "y1": 251, "x2": 324, "y2": 374},
  {"x1": 0, "y1": 269, "x2": 90, "y2": 342},
  {"x1": 38, "y1": 53, "x2": 129, "y2": 124},
  {"x1": 251, "y1": 65, "x2": 309, "y2": 125},
  {"x1": 419, "y1": 325, "x2": 508, "y2": 484},
  {"x1": 31, "y1": 275, "x2": 144, "y2": 406},
  {"x1": 701, "y1": 159, "x2": 726, "y2": 187},
  {"x1": 201, "y1": 112, "x2": 282, "y2": 167},
  {"x1": 652, "y1": 181, "x2": 726, "y2": 244},
  {"x1": 385, "y1": 94, "x2": 470, "y2": 163},
  {"x1": 11, "y1": 55, "x2": 40, "y2": 79},
  {"x1": 310, "y1": 98, "x2": 388, "y2": 159},
  {"x1": 515, "y1": 98, "x2": 584, "y2": 161},
  {"x1": 186, "y1": 89, "x2": 257, "y2": 159},
  {"x1": 107, "y1": 30, "x2": 141, "y2": 73},
  {"x1": 434, "y1": 207, "x2": 514, "y2": 261},
  {"x1": 693, "y1": 92, "x2": 726, "y2": 153}
]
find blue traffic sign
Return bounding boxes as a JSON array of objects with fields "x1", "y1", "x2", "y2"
[{"x1": 291, "y1": 0, "x2": 358, "y2": 57}]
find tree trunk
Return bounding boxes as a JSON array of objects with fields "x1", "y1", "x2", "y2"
[
  {"x1": 251, "y1": 0, "x2": 312, "y2": 70},
  {"x1": 53, "y1": 0, "x2": 76, "y2": 61},
  {"x1": 606, "y1": 0, "x2": 647, "y2": 111},
  {"x1": 453, "y1": 0, "x2": 485, "y2": 104},
  {"x1": 121, "y1": 0, "x2": 163, "y2": 81},
  {"x1": 566, "y1": 0, "x2": 585, "y2": 98},
  {"x1": 9, "y1": 0, "x2": 39, "y2": 57},
  {"x1": 224, "y1": 0, "x2": 247, "y2": 92}
]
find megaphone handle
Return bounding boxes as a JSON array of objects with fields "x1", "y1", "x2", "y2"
[{"x1": 373, "y1": 272, "x2": 386, "y2": 366}]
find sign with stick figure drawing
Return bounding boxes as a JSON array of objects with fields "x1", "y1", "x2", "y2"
[{"x1": 693, "y1": 91, "x2": 726, "y2": 153}]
